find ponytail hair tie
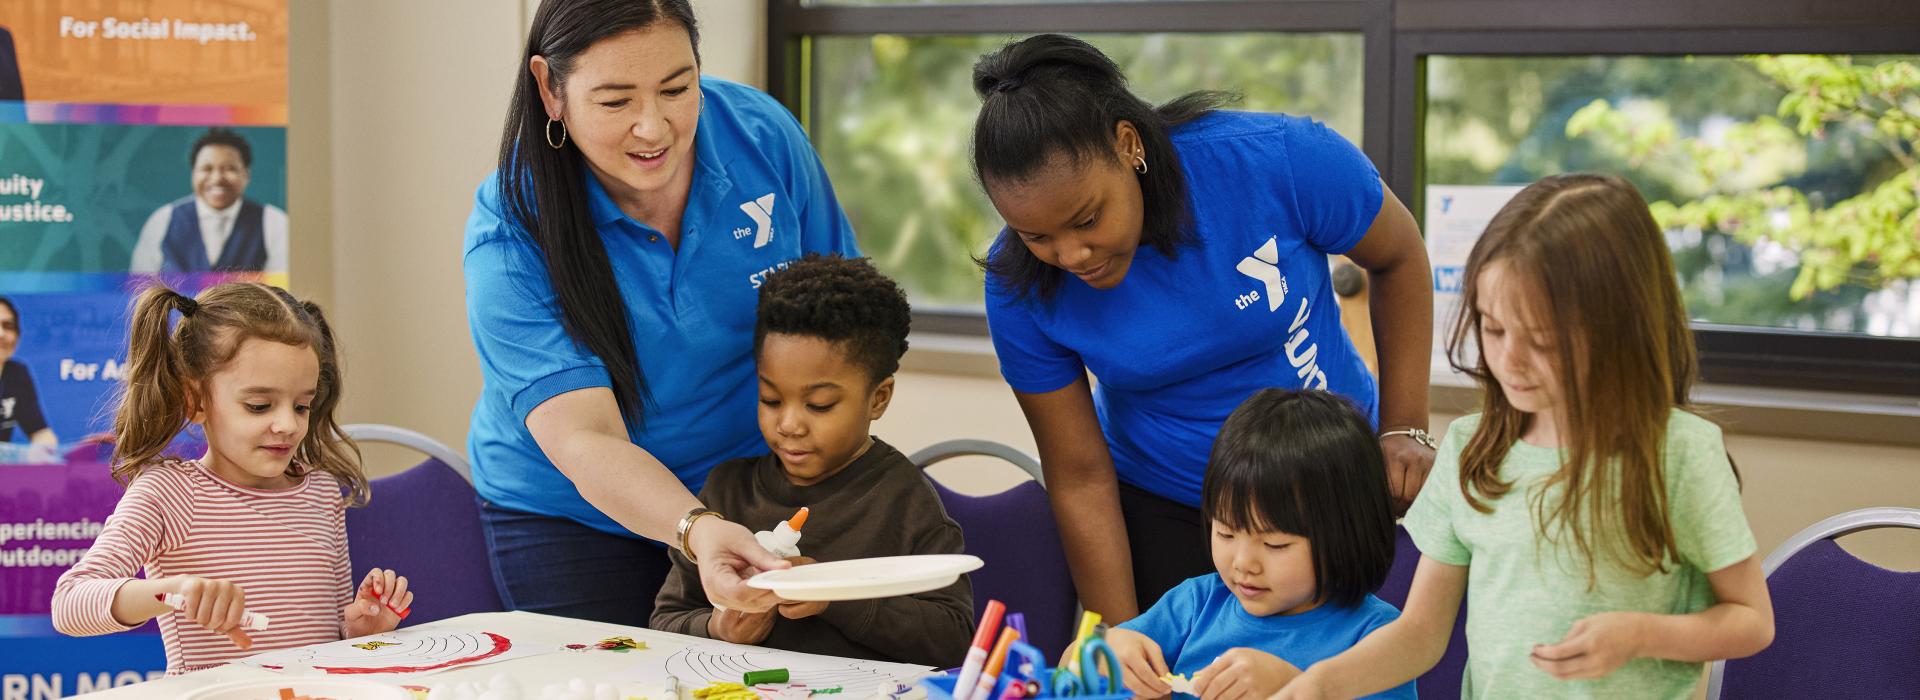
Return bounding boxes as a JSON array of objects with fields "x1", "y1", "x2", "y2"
[
  {"x1": 176, "y1": 296, "x2": 199, "y2": 317},
  {"x1": 992, "y1": 77, "x2": 1024, "y2": 94}
]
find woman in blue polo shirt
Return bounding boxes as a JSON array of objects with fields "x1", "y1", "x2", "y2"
[
  {"x1": 969, "y1": 35, "x2": 1438, "y2": 621},
  {"x1": 464, "y1": 0, "x2": 857, "y2": 625}
]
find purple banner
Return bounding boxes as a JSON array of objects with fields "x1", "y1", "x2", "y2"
[{"x1": 0, "y1": 447, "x2": 120, "y2": 617}]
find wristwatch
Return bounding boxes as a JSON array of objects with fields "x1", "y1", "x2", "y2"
[
  {"x1": 675, "y1": 506, "x2": 724, "y2": 564},
  {"x1": 1380, "y1": 427, "x2": 1438, "y2": 450}
]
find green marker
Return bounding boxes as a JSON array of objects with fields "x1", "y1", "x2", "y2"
[{"x1": 744, "y1": 668, "x2": 790, "y2": 685}]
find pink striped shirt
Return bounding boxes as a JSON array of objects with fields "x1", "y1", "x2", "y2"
[{"x1": 52, "y1": 459, "x2": 353, "y2": 674}]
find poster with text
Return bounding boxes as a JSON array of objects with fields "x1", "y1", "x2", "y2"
[
  {"x1": 0, "y1": 1, "x2": 287, "y2": 693},
  {"x1": 1423, "y1": 185, "x2": 1524, "y2": 382}
]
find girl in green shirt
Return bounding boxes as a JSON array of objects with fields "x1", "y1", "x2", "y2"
[{"x1": 1277, "y1": 174, "x2": 1775, "y2": 699}]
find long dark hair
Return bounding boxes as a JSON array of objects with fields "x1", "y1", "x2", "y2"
[
  {"x1": 970, "y1": 33, "x2": 1234, "y2": 301},
  {"x1": 496, "y1": 0, "x2": 701, "y2": 428}
]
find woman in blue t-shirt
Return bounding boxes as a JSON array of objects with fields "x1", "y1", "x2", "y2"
[
  {"x1": 463, "y1": 0, "x2": 858, "y2": 626},
  {"x1": 968, "y1": 34, "x2": 1437, "y2": 621}
]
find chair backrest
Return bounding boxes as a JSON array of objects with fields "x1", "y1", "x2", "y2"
[
  {"x1": 1708, "y1": 507, "x2": 1920, "y2": 700},
  {"x1": 1374, "y1": 525, "x2": 1470, "y2": 700},
  {"x1": 342, "y1": 424, "x2": 504, "y2": 626},
  {"x1": 913, "y1": 440, "x2": 1074, "y2": 659}
]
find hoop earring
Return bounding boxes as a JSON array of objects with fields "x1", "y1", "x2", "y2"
[
  {"x1": 546, "y1": 118, "x2": 568, "y2": 149},
  {"x1": 1133, "y1": 153, "x2": 1148, "y2": 175}
]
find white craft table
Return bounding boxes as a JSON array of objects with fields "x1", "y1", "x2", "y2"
[{"x1": 80, "y1": 610, "x2": 928, "y2": 699}]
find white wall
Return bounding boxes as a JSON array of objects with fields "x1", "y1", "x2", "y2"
[{"x1": 291, "y1": 0, "x2": 520, "y2": 471}]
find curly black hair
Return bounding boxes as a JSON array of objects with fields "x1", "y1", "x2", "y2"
[
  {"x1": 190, "y1": 127, "x2": 252, "y2": 169},
  {"x1": 754, "y1": 254, "x2": 912, "y2": 384}
]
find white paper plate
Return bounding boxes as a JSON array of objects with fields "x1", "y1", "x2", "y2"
[
  {"x1": 181, "y1": 678, "x2": 414, "y2": 700},
  {"x1": 747, "y1": 554, "x2": 983, "y2": 601}
]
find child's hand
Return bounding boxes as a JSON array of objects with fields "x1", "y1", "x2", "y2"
[
  {"x1": 169, "y1": 575, "x2": 253, "y2": 649},
  {"x1": 775, "y1": 557, "x2": 829, "y2": 620},
  {"x1": 1530, "y1": 611, "x2": 1645, "y2": 680},
  {"x1": 1104, "y1": 627, "x2": 1174, "y2": 697},
  {"x1": 776, "y1": 597, "x2": 828, "y2": 620},
  {"x1": 708, "y1": 606, "x2": 776, "y2": 645},
  {"x1": 1191, "y1": 648, "x2": 1301, "y2": 700},
  {"x1": 343, "y1": 568, "x2": 412, "y2": 638},
  {"x1": 1266, "y1": 669, "x2": 1329, "y2": 700}
]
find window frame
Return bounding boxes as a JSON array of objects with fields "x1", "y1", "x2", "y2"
[{"x1": 769, "y1": 0, "x2": 1920, "y2": 396}]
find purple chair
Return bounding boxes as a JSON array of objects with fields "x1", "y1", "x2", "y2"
[
  {"x1": 342, "y1": 424, "x2": 504, "y2": 626},
  {"x1": 1708, "y1": 507, "x2": 1920, "y2": 700},
  {"x1": 1375, "y1": 524, "x2": 1470, "y2": 700},
  {"x1": 913, "y1": 439, "x2": 1076, "y2": 660}
]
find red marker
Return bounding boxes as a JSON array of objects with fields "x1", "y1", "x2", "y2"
[
  {"x1": 951, "y1": 599, "x2": 1006, "y2": 700},
  {"x1": 376, "y1": 594, "x2": 410, "y2": 620},
  {"x1": 368, "y1": 580, "x2": 410, "y2": 620}
]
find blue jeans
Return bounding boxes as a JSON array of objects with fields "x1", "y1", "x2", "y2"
[{"x1": 478, "y1": 499, "x2": 673, "y2": 627}]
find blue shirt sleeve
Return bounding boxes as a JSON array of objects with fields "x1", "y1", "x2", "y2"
[
  {"x1": 1116, "y1": 576, "x2": 1205, "y2": 667},
  {"x1": 463, "y1": 190, "x2": 614, "y2": 424},
  {"x1": 983, "y1": 264, "x2": 1084, "y2": 395},
  {"x1": 1280, "y1": 119, "x2": 1383, "y2": 256}
]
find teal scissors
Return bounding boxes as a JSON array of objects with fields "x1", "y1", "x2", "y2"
[{"x1": 1049, "y1": 634, "x2": 1124, "y2": 696}]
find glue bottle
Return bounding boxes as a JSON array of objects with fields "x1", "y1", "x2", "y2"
[{"x1": 755, "y1": 507, "x2": 809, "y2": 558}]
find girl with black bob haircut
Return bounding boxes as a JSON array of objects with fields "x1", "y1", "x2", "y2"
[
  {"x1": 1104, "y1": 389, "x2": 1411, "y2": 700},
  {"x1": 967, "y1": 33, "x2": 1434, "y2": 622},
  {"x1": 1203, "y1": 389, "x2": 1397, "y2": 607}
]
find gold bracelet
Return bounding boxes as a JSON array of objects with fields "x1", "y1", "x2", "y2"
[{"x1": 675, "y1": 507, "x2": 725, "y2": 564}]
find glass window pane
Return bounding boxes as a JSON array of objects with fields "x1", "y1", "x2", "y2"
[
  {"x1": 812, "y1": 33, "x2": 1366, "y2": 310},
  {"x1": 1422, "y1": 55, "x2": 1920, "y2": 340}
]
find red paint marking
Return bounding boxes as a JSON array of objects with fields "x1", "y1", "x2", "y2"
[{"x1": 316, "y1": 632, "x2": 512, "y2": 675}]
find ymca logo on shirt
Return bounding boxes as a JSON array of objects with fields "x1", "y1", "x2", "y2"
[
  {"x1": 734, "y1": 193, "x2": 777, "y2": 248},
  {"x1": 1234, "y1": 236, "x2": 1288, "y2": 311}
]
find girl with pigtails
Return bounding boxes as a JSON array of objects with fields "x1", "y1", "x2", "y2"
[{"x1": 52, "y1": 283, "x2": 416, "y2": 674}]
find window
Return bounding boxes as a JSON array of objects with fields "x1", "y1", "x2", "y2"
[
  {"x1": 1422, "y1": 55, "x2": 1920, "y2": 340},
  {"x1": 773, "y1": 0, "x2": 1920, "y2": 394},
  {"x1": 809, "y1": 32, "x2": 1365, "y2": 309}
]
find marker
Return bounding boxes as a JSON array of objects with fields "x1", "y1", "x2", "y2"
[
  {"x1": 744, "y1": 668, "x2": 790, "y2": 685},
  {"x1": 368, "y1": 583, "x2": 411, "y2": 620},
  {"x1": 156, "y1": 593, "x2": 270, "y2": 630},
  {"x1": 1004, "y1": 613, "x2": 1027, "y2": 641},
  {"x1": 951, "y1": 599, "x2": 1006, "y2": 700},
  {"x1": 1064, "y1": 610, "x2": 1102, "y2": 673},
  {"x1": 971, "y1": 628, "x2": 1020, "y2": 700}
]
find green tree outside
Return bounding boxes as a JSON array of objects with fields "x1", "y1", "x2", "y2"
[{"x1": 810, "y1": 33, "x2": 1363, "y2": 308}]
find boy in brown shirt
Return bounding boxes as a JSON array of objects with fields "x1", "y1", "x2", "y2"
[{"x1": 650, "y1": 254, "x2": 973, "y2": 667}]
